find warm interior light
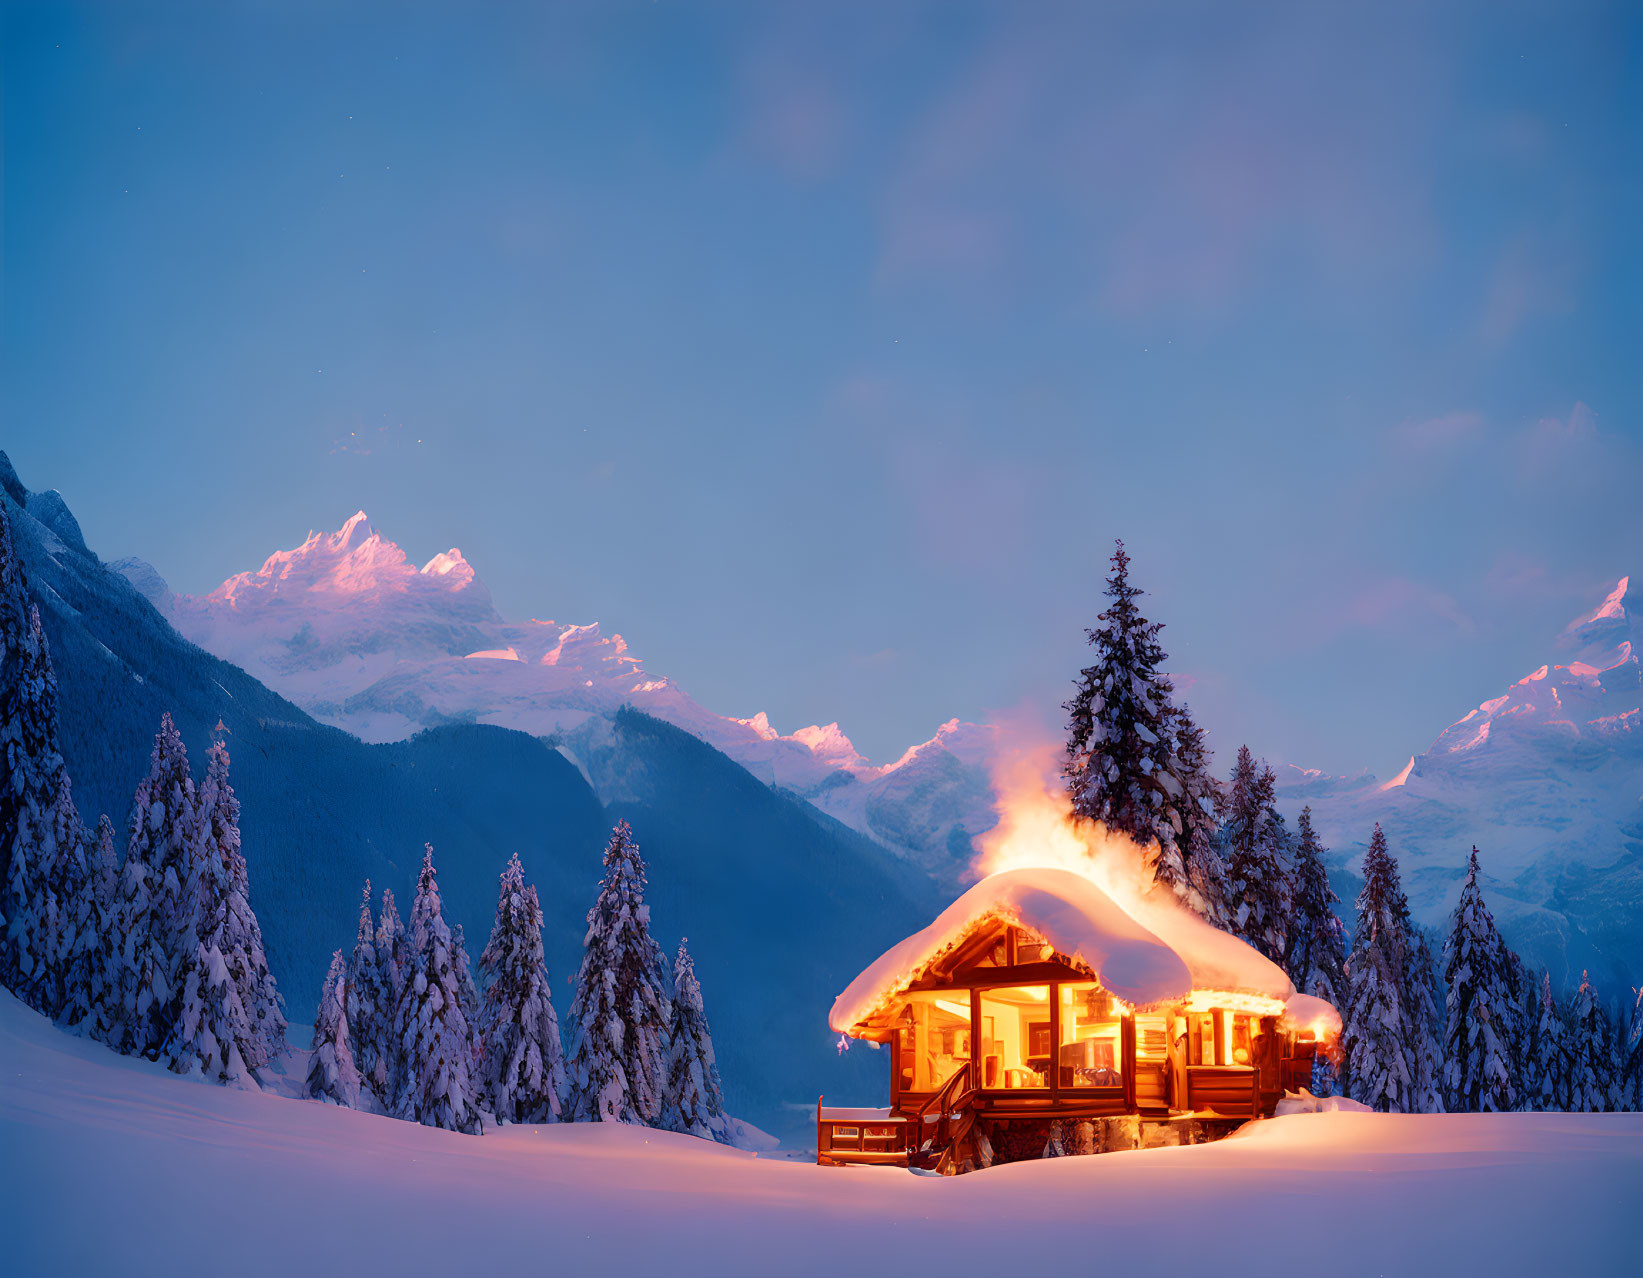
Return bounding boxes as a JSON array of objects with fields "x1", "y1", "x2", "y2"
[{"x1": 1183, "y1": 990, "x2": 1285, "y2": 1017}]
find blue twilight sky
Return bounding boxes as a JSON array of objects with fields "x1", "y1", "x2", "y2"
[{"x1": 3, "y1": 1, "x2": 1640, "y2": 775}]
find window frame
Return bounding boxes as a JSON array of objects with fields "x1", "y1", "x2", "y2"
[{"x1": 970, "y1": 977, "x2": 1130, "y2": 1104}]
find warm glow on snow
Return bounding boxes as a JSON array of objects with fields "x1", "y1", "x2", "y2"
[
  {"x1": 962, "y1": 731, "x2": 1295, "y2": 1018},
  {"x1": 971, "y1": 735, "x2": 1170, "y2": 920}
]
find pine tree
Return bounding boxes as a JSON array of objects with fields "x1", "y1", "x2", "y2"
[
  {"x1": 197, "y1": 738, "x2": 284, "y2": 1066},
  {"x1": 305, "y1": 949, "x2": 360, "y2": 1107},
  {"x1": 1407, "y1": 929, "x2": 1446, "y2": 1114},
  {"x1": 661, "y1": 938, "x2": 731, "y2": 1143},
  {"x1": 375, "y1": 886, "x2": 408, "y2": 1098},
  {"x1": 1620, "y1": 986, "x2": 1643, "y2": 1112},
  {"x1": 476, "y1": 853, "x2": 565, "y2": 1125},
  {"x1": 149, "y1": 715, "x2": 198, "y2": 963},
  {"x1": 1528, "y1": 972, "x2": 1569, "y2": 1110},
  {"x1": 162, "y1": 757, "x2": 260, "y2": 1089},
  {"x1": 565, "y1": 821, "x2": 671, "y2": 1125},
  {"x1": 1441, "y1": 849, "x2": 1517, "y2": 1111},
  {"x1": 0, "y1": 604, "x2": 75, "y2": 1013},
  {"x1": 1174, "y1": 707, "x2": 1231, "y2": 927},
  {"x1": 40, "y1": 776, "x2": 88, "y2": 1019},
  {"x1": 62, "y1": 814, "x2": 120, "y2": 1039},
  {"x1": 113, "y1": 717, "x2": 203, "y2": 1058},
  {"x1": 1063, "y1": 541, "x2": 1199, "y2": 904},
  {"x1": 1341, "y1": 825, "x2": 1412, "y2": 1112},
  {"x1": 1284, "y1": 807, "x2": 1347, "y2": 1008},
  {"x1": 113, "y1": 775, "x2": 163, "y2": 1057},
  {"x1": 392, "y1": 845, "x2": 480, "y2": 1133},
  {"x1": 0, "y1": 504, "x2": 42, "y2": 938},
  {"x1": 452, "y1": 922, "x2": 480, "y2": 1025},
  {"x1": 1221, "y1": 748, "x2": 1290, "y2": 963},
  {"x1": 345, "y1": 881, "x2": 389, "y2": 1104},
  {"x1": 1567, "y1": 972, "x2": 1613, "y2": 1112},
  {"x1": 123, "y1": 713, "x2": 198, "y2": 1055}
]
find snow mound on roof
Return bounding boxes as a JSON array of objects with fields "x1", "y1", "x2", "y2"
[
  {"x1": 830, "y1": 868, "x2": 1193, "y2": 1031},
  {"x1": 1121, "y1": 891, "x2": 1295, "y2": 1002},
  {"x1": 1281, "y1": 992, "x2": 1343, "y2": 1038}
]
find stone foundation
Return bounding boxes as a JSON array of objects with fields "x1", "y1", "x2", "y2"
[{"x1": 978, "y1": 1115, "x2": 1210, "y2": 1166}]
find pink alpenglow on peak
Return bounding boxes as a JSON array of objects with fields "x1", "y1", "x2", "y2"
[
  {"x1": 129, "y1": 508, "x2": 1002, "y2": 868},
  {"x1": 464, "y1": 646, "x2": 522, "y2": 662},
  {"x1": 1281, "y1": 572, "x2": 1643, "y2": 992},
  {"x1": 1379, "y1": 757, "x2": 1416, "y2": 790},
  {"x1": 788, "y1": 723, "x2": 867, "y2": 772},
  {"x1": 209, "y1": 511, "x2": 488, "y2": 609},
  {"x1": 421, "y1": 548, "x2": 474, "y2": 583},
  {"x1": 1566, "y1": 576, "x2": 1630, "y2": 631},
  {"x1": 731, "y1": 712, "x2": 781, "y2": 742}
]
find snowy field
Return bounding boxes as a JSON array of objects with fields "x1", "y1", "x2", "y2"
[{"x1": 1, "y1": 992, "x2": 1637, "y2": 1278}]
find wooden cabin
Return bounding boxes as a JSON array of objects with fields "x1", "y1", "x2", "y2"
[{"x1": 818, "y1": 867, "x2": 1338, "y2": 1173}]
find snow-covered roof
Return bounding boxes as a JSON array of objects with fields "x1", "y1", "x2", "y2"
[
  {"x1": 1118, "y1": 890, "x2": 1295, "y2": 1004},
  {"x1": 1281, "y1": 992, "x2": 1343, "y2": 1039},
  {"x1": 830, "y1": 867, "x2": 1298, "y2": 1034}
]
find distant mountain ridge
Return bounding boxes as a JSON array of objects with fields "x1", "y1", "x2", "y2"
[
  {"x1": 1280, "y1": 576, "x2": 1643, "y2": 997},
  {"x1": 117, "y1": 511, "x2": 998, "y2": 870},
  {"x1": 1, "y1": 452, "x2": 938, "y2": 1143},
  {"x1": 47, "y1": 457, "x2": 1643, "y2": 1005}
]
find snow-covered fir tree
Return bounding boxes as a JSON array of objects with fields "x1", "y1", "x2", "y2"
[
  {"x1": 452, "y1": 921, "x2": 480, "y2": 1026},
  {"x1": 39, "y1": 775, "x2": 89, "y2": 1019},
  {"x1": 161, "y1": 780, "x2": 255, "y2": 1088},
  {"x1": 1063, "y1": 541, "x2": 1201, "y2": 907},
  {"x1": 1498, "y1": 946, "x2": 1530, "y2": 1099},
  {"x1": 1406, "y1": 929, "x2": 1446, "y2": 1114},
  {"x1": 1341, "y1": 825, "x2": 1412, "y2": 1112},
  {"x1": 305, "y1": 949, "x2": 360, "y2": 1107},
  {"x1": 196, "y1": 738, "x2": 284, "y2": 1066},
  {"x1": 1220, "y1": 747, "x2": 1290, "y2": 963},
  {"x1": 62, "y1": 814, "x2": 120, "y2": 1039},
  {"x1": 1566, "y1": 972, "x2": 1614, "y2": 1112},
  {"x1": 146, "y1": 714, "x2": 198, "y2": 960},
  {"x1": 1527, "y1": 971, "x2": 1569, "y2": 1111},
  {"x1": 375, "y1": 885, "x2": 408, "y2": 1097},
  {"x1": 1441, "y1": 848, "x2": 1518, "y2": 1112},
  {"x1": 122, "y1": 713, "x2": 198, "y2": 1055},
  {"x1": 661, "y1": 938, "x2": 731, "y2": 1143},
  {"x1": 1174, "y1": 707, "x2": 1230, "y2": 927},
  {"x1": 0, "y1": 604, "x2": 75, "y2": 1013},
  {"x1": 1621, "y1": 986, "x2": 1643, "y2": 1112},
  {"x1": 1283, "y1": 807, "x2": 1347, "y2": 1008},
  {"x1": 565, "y1": 820, "x2": 671, "y2": 1125},
  {"x1": 391, "y1": 845, "x2": 480, "y2": 1133},
  {"x1": 476, "y1": 852, "x2": 565, "y2": 1125},
  {"x1": 0, "y1": 504, "x2": 41, "y2": 942},
  {"x1": 345, "y1": 881, "x2": 390, "y2": 1103},
  {"x1": 113, "y1": 775, "x2": 162, "y2": 1057}
]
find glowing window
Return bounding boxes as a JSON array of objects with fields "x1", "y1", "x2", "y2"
[
  {"x1": 1057, "y1": 983, "x2": 1125, "y2": 1088},
  {"x1": 978, "y1": 986, "x2": 1052, "y2": 1089},
  {"x1": 895, "y1": 991, "x2": 972, "y2": 1093}
]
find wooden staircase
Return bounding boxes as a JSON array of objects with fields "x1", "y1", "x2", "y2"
[{"x1": 907, "y1": 1067, "x2": 978, "y2": 1175}]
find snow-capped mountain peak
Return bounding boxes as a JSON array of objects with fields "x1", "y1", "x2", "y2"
[
  {"x1": 210, "y1": 511, "x2": 489, "y2": 610},
  {"x1": 1282, "y1": 574, "x2": 1643, "y2": 995},
  {"x1": 1556, "y1": 575, "x2": 1633, "y2": 673},
  {"x1": 1427, "y1": 577, "x2": 1640, "y2": 758},
  {"x1": 121, "y1": 511, "x2": 998, "y2": 869}
]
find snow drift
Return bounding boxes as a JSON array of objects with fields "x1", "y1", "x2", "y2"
[{"x1": 2, "y1": 988, "x2": 1637, "y2": 1278}]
